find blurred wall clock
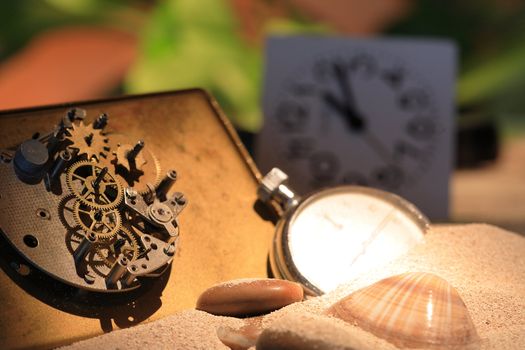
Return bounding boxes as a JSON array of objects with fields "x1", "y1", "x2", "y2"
[{"x1": 256, "y1": 36, "x2": 456, "y2": 219}]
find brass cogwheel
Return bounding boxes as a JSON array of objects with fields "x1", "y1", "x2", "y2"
[
  {"x1": 66, "y1": 160, "x2": 123, "y2": 210},
  {"x1": 65, "y1": 121, "x2": 109, "y2": 161},
  {"x1": 135, "y1": 150, "x2": 162, "y2": 195},
  {"x1": 73, "y1": 200, "x2": 122, "y2": 240},
  {"x1": 112, "y1": 143, "x2": 162, "y2": 195},
  {"x1": 95, "y1": 227, "x2": 140, "y2": 268}
]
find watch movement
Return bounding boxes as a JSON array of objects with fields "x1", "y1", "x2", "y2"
[{"x1": 0, "y1": 108, "x2": 187, "y2": 292}]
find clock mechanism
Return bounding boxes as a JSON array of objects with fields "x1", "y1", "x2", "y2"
[
  {"x1": 0, "y1": 108, "x2": 187, "y2": 292},
  {"x1": 260, "y1": 49, "x2": 442, "y2": 193}
]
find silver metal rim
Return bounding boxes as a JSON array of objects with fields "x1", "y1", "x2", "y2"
[{"x1": 269, "y1": 185, "x2": 430, "y2": 295}]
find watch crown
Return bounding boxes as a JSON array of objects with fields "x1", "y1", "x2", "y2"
[
  {"x1": 258, "y1": 168, "x2": 289, "y2": 202},
  {"x1": 258, "y1": 168, "x2": 299, "y2": 211}
]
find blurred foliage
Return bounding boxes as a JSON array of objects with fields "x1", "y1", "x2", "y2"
[
  {"x1": 3, "y1": 0, "x2": 525, "y2": 134},
  {"x1": 388, "y1": 0, "x2": 525, "y2": 134},
  {"x1": 124, "y1": 0, "x2": 325, "y2": 132},
  {"x1": 0, "y1": 0, "x2": 144, "y2": 60},
  {"x1": 124, "y1": 0, "x2": 525, "y2": 132},
  {"x1": 0, "y1": 1, "x2": 68, "y2": 60},
  {"x1": 124, "y1": 0, "x2": 262, "y2": 132}
]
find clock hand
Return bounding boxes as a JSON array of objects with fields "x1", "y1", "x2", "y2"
[
  {"x1": 322, "y1": 92, "x2": 366, "y2": 132},
  {"x1": 330, "y1": 62, "x2": 366, "y2": 132},
  {"x1": 322, "y1": 92, "x2": 347, "y2": 117},
  {"x1": 362, "y1": 131, "x2": 393, "y2": 164},
  {"x1": 327, "y1": 62, "x2": 394, "y2": 161},
  {"x1": 332, "y1": 62, "x2": 357, "y2": 106},
  {"x1": 321, "y1": 212, "x2": 343, "y2": 230},
  {"x1": 323, "y1": 91, "x2": 392, "y2": 163},
  {"x1": 349, "y1": 209, "x2": 396, "y2": 267}
]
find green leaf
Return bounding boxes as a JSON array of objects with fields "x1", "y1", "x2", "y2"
[
  {"x1": 458, "y1": 43, "x2": 525, "y2": 105},
  {"x1": 125, "y1": 0, "x2": 327, "y2": 132}
]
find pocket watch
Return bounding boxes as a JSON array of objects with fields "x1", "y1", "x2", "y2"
[{"x1": 257, "y1": 168, "x2": 429, "y2": 295}]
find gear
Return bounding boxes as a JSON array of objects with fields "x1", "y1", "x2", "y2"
[
  {"x1": 130, "y1": 149, "x2": 162, "y2": 195},
  {"x1": 72, "y1": 200, "x2": 122, "y2": 239},
  {"x1": 105, "y1": 136, "x2": 162, "y2": 194},
  {"x1": 66, "y1": 160, "x2": 123, "y2": 210},
  {"x1": 115, "y1": 142, "x2": 147, "y2": 172},
  {"x1": 58, "y1": 194, "x2": 80, "y2": 230},
  {"x1": 65, "y1": 120, "x2": 109, "y2": 161},
  {"x1": 137, "y1": 152, "x2": 161, "y2": 194},
  {"x1": 95, "y1": 227, "x2": 140, "y2": 268},
  {"x1": 65, "y1": 226, "x2": 108, "y2": 269}
]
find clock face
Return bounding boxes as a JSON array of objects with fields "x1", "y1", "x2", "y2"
[
  {"x1": 268, "y1": 51, "x2": 440, "y2": 193},
  {"x1": 284, "y1": 186, "x2": 428, "y2": 294}
]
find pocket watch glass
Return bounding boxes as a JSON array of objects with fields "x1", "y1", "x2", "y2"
[{"x1": 284, "y1": 186, "x2": 429, "y2": 294}]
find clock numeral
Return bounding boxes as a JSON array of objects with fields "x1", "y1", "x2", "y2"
[
  {"x1": 349, "y1": 54, "x2": 377, "y2": 77},
  {"x1": 276, "y1": 102, "x2": 308, "y2": 133},
  {"x1": 381, "y1": 67, "x2": 405, "y2": 89},
  {"x1": 309, "y1": 151, "x2": 340, "y2": 186},
  {"x1": 399, "y1": 89, "x2": 429, "y2": 111},
  {"x1": 285, "y1": 137, "x2": 314, "y2": 160},
  {"x1": 342, "y1": 171, "x2": 368, "y2": 186},
  {"x1": 372, "y1": 165, "x2": 404, "y2": 190},
  {"x1": 393, "y1": 140, "x2": 422, "y2": 161},
  {"x1": 313, "y1": 59, "x2": 332, "y2": 81},
  {"x1": 290, "y1": 83, "x2": 316, "y2": 96},
  {"x1": 406, "y1": 118, "x2": 436, "y2": 140}
]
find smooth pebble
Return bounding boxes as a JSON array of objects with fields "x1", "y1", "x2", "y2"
[
  {"x1": 196, "y1": 278, "x2": 304, "y2": 317},
  {"x1": 217, "y1": 317, "x2": 262, "y2": 350}
]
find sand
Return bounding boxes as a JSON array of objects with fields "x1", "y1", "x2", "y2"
[{"x1": 63, "y1": 224, "x2": 525, "y2": 349}]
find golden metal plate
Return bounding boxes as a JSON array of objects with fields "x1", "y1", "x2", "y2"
[{"x1": 0, "y1": 89, "x2": 273, "y2": 349}]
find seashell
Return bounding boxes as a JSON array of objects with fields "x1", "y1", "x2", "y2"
[{"x1": 327, "y1": 272, "x2": 479, "y2": 349}]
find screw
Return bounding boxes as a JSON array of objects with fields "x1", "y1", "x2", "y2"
[
  {"x1": 62, "y1": 149, "x2": 72, "y2": 161},
  {"x1": 156, "y1": 170, "x2": 177, "y2": 201},
  {"x1": 126, "y1": 187, "x2": 138, "y2": 199},
  {"x1": 92, "y1": 166, "x2": 108, "y2": 190},
  {"x1": 0, "y1": 153, "x2": 12, "y2": 163},
  {"x1": 66, "y1": 108, "x2": 86, "y2": 121},
  {"x1": 167, "y1": 169, "x2": 177, "y2": 180},
  {"x1": 84, "y1": 132, "x2": 94, "y2": 146},
  {"x1": 93, "y1": 210, "x2": 104, "y2": 222},
  {"x1": 120, "y1": 256, "x2": 128, "y2": 265},
  {"x1": 48, "y1": 149, "x2": 72, "y2": 183},
  {"x1": 127, "y1": 140, "x2": 144, "y2": 161},
  {"x1": 93, "y1": 113, "x2": 108, "y2": 129},
  {"x1": 144, "y1": 183, "x2": 156, "y2": 204},
  {"x1": 54, "y1": 123, "x2": 67, "y2": 139},
  {"x1": 175, "y1": 194, "x2": 186, "y2": 205},
  {"x1": 67, "y1": 109, "x2": 77, "y2": 122},
  {"x1": 84, "y1": 273, "x2": 95, "y2": 284},
  {"x1": 164, "y1": 244, "x2": 176, "y2": 256}
]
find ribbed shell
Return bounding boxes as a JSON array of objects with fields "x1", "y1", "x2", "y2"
[{"x1": 327, "y1": 272, "x2": 479, "y2": 349}]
